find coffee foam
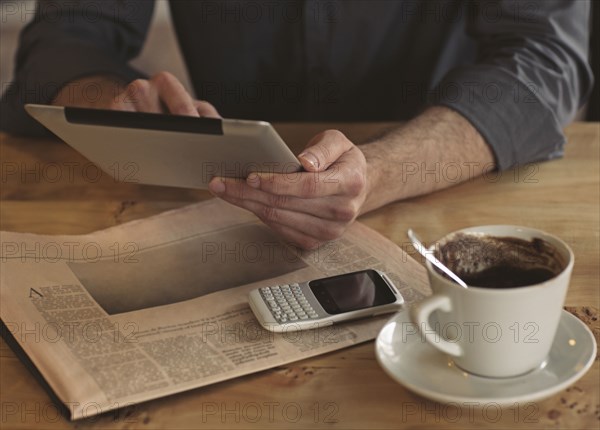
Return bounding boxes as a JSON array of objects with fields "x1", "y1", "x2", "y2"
[{"x1": 433, "y1": 232, "x2": 566, "y2": 278}]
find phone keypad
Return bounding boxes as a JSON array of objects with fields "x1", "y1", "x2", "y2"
[{"x1": 260, "y1": 284, "x2": 319, "y2": 323}]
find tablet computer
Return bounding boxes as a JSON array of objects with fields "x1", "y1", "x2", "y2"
[{"x1": 25, "y1": 104, "x2": 301, "y2": 189}]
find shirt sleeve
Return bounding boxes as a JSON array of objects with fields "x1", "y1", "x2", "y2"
[
  {"x1": 0, "y1": 0, "x2": 155, "y2": 136},
  {"x1": 431, "y1": 0, "x2": 593, "y2": 170}
]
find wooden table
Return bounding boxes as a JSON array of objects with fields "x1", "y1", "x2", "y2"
[{"x1": 1, "y1": 123, "x2": 598, "y2": 429}]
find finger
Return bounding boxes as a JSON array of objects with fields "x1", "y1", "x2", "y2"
[
  {"x1": 214, "y1": 193, "x2": 339, "y2": 249},
  {"x1": 298, "y1": 129, "x2": 354, "y2": 172},
  {"x1": 124, "y1": 79, "x2": 162, "y2": 112},
  {"x1": 151, "y1": 71, "x2": 199, "y2": 117},
  {"x1": 212, "y1": 176, "x2": 358, "y2": 221},
  {"x1": 262, "y1": 221, "x2": 325, "y2": 250},
  {"x1": 247, "y1": 149, "x2": 366, "y2": 199},
  {"x1": 108, "y1": 97, "x2": 136, "y2": 112},
  {"x1": 194, "y1": 100, "x2": 221, "y2": 118}
]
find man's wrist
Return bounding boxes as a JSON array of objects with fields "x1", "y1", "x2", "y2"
[{"x1": 358, "y1": 106, "x2": 496, "y2": 215}]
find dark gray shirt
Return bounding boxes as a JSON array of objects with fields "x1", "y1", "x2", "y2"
[{"x1": 1, "y1": 0, "x2": 593, "y2": 169}]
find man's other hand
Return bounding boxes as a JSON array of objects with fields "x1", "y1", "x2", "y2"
[{"x1": 52, "y1": 72, "x2": 220, "y2": 118}]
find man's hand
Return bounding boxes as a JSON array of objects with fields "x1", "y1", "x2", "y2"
[
  {"x1": 209, "y1": 107, "x2": 496, "y2": 250},
  {"x1": 52, "y1": 72, "x2": 220, "y2": 117},
  {"x1": 54, "y1": 75, "x2": 495, "y2": 251},
  {"x1": 208, "y1": 130, "x2": 368, "y2": 250}
]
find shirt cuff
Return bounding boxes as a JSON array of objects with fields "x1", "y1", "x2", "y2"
[
  {"x1": 1, "y1": 42, "x2": 144, "y2": 136},
  {"x1": 429, "y1": 66, "x2": 566, "y2": 170}
]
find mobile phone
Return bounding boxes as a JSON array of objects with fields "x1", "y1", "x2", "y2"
[{"x1": 248, "y1": 269, "x2": 404, "y2": 332}]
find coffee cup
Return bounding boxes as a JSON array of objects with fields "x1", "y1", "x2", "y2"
[{"x1": 410, "y1": 225, "x2": 573, "y2": 378}]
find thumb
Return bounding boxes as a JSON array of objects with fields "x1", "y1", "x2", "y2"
[{"x1": 299, "y1": 129, "x2": 354, "y2": 172}]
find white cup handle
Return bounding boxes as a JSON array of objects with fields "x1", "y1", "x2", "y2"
[{"x1": 410, "y1": 295, "x2": 463, "y2": 357}]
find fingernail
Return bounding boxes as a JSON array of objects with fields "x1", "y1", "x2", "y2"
[
  {"x1": 209, "y1": 179, "x2": 225, "y2": 195},
  {"x1": 299, "y1": 151, "x2": 319, "y2": 170},
  {"x1": 247, "y1": 173, "x2": 260, "y2": 189}
]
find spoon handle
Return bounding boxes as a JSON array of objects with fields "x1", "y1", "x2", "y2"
[{"x1": 407, "y1": 229, "x2": 469, "y2": 289}]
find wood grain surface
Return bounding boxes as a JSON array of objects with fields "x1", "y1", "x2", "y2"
[{"x1": 1, "y1": 122, "x2": 598, "y2": 429}]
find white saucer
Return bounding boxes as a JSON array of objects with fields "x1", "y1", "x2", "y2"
[{"x1": 375, "y1": 309, "x2": 596, "y2": 405}]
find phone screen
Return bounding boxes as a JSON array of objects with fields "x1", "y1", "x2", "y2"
[{"x1": 308, "y1": 270, "x2": 397, "y2": 314}]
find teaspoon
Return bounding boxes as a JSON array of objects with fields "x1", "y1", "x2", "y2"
[{"x1": 407, "y1": 229, "x2": 468, "y2": 289}]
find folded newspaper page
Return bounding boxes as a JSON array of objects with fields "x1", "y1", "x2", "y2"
[{"x1": 0, "y1": 199, "x2": 429, "y2": 420}]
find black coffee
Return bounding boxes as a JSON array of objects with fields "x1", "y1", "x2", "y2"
[
  {"x1": 458, "y1": 265, "x2": 557, "y2": 288},
  {"x1": 434, "y1": 233, "x2": 565, "y2": 289}
]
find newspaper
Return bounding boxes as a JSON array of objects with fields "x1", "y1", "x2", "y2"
[{"x1": 0, "y1": 199, "x2": 429, "y2": 420}]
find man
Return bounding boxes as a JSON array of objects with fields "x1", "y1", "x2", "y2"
[{"x1": 1, "y1": 0, "x2": 592, "y2": 249}]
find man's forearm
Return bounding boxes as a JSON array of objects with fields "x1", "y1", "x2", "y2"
[{"x1": 360, "y1": 106, "x2": 496, "y2": 213}]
